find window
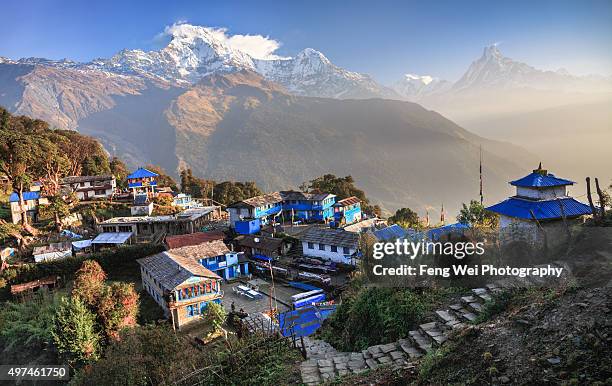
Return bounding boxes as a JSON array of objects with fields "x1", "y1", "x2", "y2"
[
  {"x1": 319, "y1": 243, "x2": 325, "y2": 251},
  {"x1": 308, "y1": 242, "x2": 314, "y2": 249},
  {"x1": 343, "y1": 247, "x2": 350, "y2": 254},
  {"x1": 331, "y1": 245, "x2": 338, "y2": 252}
]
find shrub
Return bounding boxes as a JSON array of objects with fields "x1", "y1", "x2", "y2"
[
  {"x1": 72, "y1": 260, "x2": 107, "y2": 307},
  {"x1": 0, "y1": 292, "x2": 62, "y2": 363},
  {"x1": 97, "y1": 282, "x2": 139, "y2": 340},
  {"x1": 204, "y1": 301, "x2": 227, "y2": 332}
]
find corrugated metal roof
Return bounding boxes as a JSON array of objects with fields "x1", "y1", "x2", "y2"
[
  {"x1": 427, "y1": 223, "x2": 470, "y2": 241},
  {"x1": 334, "y1": 196, "x2": 361, "y2": 207},
  {"x1": 137, "y1": 251, "x2": 220, "y2": 291},
  {"x1": 9, "y1": 191, "x2": 40, "y2": 202},
  {"x1": 127, "y1": 167, "x2": 158, "y2": 179},
  {"x1": 510, "y1": 172, "x2": 574, "y2": 188},
  {"x1": 61, "y1": 175, "x2": 114, "y2": 184},
  {"x1": 229, "y1": 192, "x2": 283, "y2": 208},
  {"x1": 299, "y1": 227, "x2": 359, "y2": 249},
  {"x1": 279, "y1": 191, "x2": 335, "y2": 201},
  {"x1": 486, "y1": 197, "x2": 592, "y2": 220},
  {"x1": 165, "y1": 231, "x2": 225, "y2": 249},
  {"x1": 170, "y1": 239, "x2": 230, "y2": 259},
  {"x1": 92, "y1": 232, "x2": 133, "y2": 244},
  {"x1": 373, "y1": 224, "x2": 408, "y2": 241}
]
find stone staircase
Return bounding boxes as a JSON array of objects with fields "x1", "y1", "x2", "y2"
[
  {"x1": 299, "y1": 284, "x2": 503, "y2": 385},
  {"x1": 298, "y1": 260, "x2": 573, "y2": 384}
]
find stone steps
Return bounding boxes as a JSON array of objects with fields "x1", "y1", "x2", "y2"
[{"x1": 300, "y1": 284, "x2": 503, "y2": 384}]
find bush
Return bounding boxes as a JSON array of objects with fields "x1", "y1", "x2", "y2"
[
  {"x1": 319, "y1": 287, "x2": 456, "y2": 351},
  {"x1": 204, "y1": 301, "x2": 227, "y2": 332},
  {"x1": 0, "y1": 292, "x2": 62, "y2": 364}
]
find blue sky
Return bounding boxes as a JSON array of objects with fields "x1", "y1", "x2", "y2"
[{"x1": 2, "y1": 0, "x2": 611, "y2": 83}]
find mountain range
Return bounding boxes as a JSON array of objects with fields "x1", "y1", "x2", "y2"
[{"x1": 1, "y1": 23, "x2": 609, "y2": 215}]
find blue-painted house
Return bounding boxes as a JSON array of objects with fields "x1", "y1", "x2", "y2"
[
  {"x1": 227, "y1": 192, "x2": 283, "y2": 234},
  {"x1": 127, "y1": 167, "x2": 158, "y2": 198},
  {"x1": 486, "y1": 164, "x2": 592, "y2": 241},
  {"x1": 333, "y1": 196, "x2": 363, "y2": 226},
  {"x1": 169, "y1": 239, "x2": 249, "y2": 281},
  {"x1": 279, "y1": 191, "x2": 336, "y2": 223}
]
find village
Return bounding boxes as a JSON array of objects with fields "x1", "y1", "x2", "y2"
[{"x1": 0, "y1": 111, "x2": 610, "y2": 385}]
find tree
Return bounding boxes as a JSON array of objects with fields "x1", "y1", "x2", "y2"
[
  {"x1": 204, "y1": 302, "x2": 227, "y2": 332},
  {"x1": 145, "y1": 164, "x2": 177, "y2": 191},
  {"x1": 96, "y1": 282, "x2": 139, "y2": 340},
  {"x1": 305, "y1": 174, "x2": 380, "y2": 215},
  {"x1": 213, "y1": 181, "x2": 263, "y2": 205},
  {"x1": 39, "y1": 194, "x2": 74, "y2": 231},
  {"x1": 55, "y1": 130, "x2": 111, "y2": 177},
  {"x1": 457, "y1": 200, "x2": 498, "y2": 227},
  {"x1": 0, "y1": 122, "x2": 41, "y2": 226},
  {"x1": 180, "y1": 168, "x2": 214, "y2": 198},
  {"x1": 388, "y1": 208, "x2": 420, "y2": 228},
  {"x1": 52, "y1": 297, "x2": 101, "y2": 364},
  {"x1": 110, "y1": 157, "x2": 129, "y2": 189},
  {"x1": 72, "y1": 260, "x2": 107, "y2": 308}
]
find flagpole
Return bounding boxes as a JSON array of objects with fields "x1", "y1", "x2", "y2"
[{"x1": 479, "y1": 145, "x2": 483, "y2": 205}]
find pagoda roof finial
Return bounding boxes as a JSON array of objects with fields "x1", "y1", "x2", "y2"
[{"x1": 533, "y1": 162, "x2": 547, "y2": 175}]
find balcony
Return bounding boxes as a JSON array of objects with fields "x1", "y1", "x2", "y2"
[{"x1": 167, "y1": 290, "x2": 223, "y2": 307}]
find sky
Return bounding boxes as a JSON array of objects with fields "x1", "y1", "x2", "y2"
[{"x1": 1, "y1": 0, "x2": 611, "y2": 84}]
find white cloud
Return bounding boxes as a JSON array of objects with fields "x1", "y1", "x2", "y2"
[{"x1": 160, "y1": 21, "x2": 287, "y2": 60}]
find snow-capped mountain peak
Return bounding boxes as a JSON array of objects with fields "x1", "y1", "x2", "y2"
[
  {"x1": 74, "y1": 23, "x2": 393, "y2": 98},
  {"x1": 393, "y1": 73, "x2": 451, "y2": 100}
]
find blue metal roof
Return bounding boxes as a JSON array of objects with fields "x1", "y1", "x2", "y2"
[
  {"x1": 427, "y1": 222, "x2": 470, "y2": 241},
  {"x1": 373, "y1": 224, "x2": 408, "y2": 241},
  {"x1": 127, "y1": 167, "x2": 158, "y2": 179},
  {"x1": 510, "y1": 172, "x2": 574, "y2": 188},
  {"x1": 9, "y1": 191, "x2": 40, "y2": 202},
  {"x1": 487, "y1": 197, "x2": 592, "y2": 221},
  {"x1": 278, "y1": 305, "x2": 336, "y2": 338}
]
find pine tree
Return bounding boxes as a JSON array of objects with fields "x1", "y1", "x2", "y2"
[{"x1": 52, "y1": 297, "x2": 101, "y2": 364}]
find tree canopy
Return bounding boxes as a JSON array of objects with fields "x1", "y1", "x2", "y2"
[
  {"x1": 304, "y1": 174, "x2": 380, "y2": 215},
  {"x1": 388, "y1": 207, "x2": 420, "y2": 228},
  {"x1": 0, "y1": 107, "x2": 122, "y2": 224},
  {"x1": 457, "y1": 200, "x2": 498, "y2": 227}
]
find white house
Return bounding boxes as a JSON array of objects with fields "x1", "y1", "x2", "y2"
[
  {"x1": 61, "y1": 175, "x2": 116, "y2": 200},
  {"x1": 299, "y1": 227, "x2": 360, "y2": 265}
]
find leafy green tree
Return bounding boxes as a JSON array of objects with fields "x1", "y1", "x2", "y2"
[
  {"x1": 110, "y1": 157, "x2": 129, "y2": 189},
  {"x1": 180, "y1": 168, "x2": 214, "y2": 198},
  {"x1": 388, "y1": 207, "x2": 420, "y2": 228},
  {"x1": 204, "y1": 301, "x2": 227, "y2": 332},
  {"x1": 457, "y1": 200, "x2": 498, "y2": 227},
  {"x1": 52, "y1": 297, "x2": 101, "y2": 364},
  {"x1": 213, "y1": 181, "x2": 262, "y2": 205},
  {"x1": 0, "y1": 120, "x2": 41, "y2": 226},
  {"x1": 305, "y1": 174, "x2": 381, "y2": 215},
  {"x1": 39, "y1": 194, "x2": 74, "y2": 231},
  {"x1": 145, "y1": 164, "x2": 178, "y2": 191},
  {"x1": 55, "y1": 129, "x2": 111, "y2": 177}
]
